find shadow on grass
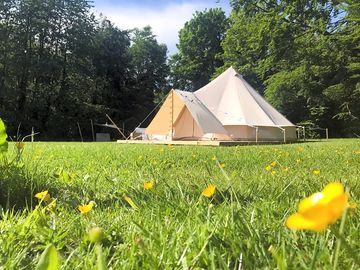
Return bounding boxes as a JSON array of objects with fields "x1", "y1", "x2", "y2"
[{"x1": 0, "y1": 162, "x2": 55, "y2": 211}]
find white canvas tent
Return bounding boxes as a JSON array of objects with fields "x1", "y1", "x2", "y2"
[
  {"x1": 145, "y1": 67, "x2": 297, "y2": 142},
  {"x1": 146, "y1": 89, "x2": 228, "y2": 140}
]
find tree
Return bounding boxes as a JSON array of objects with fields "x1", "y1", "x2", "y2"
[
  {"x1": 90, "y1": 19, "x2": 132, "y2": 126},
  {"x1": 222, "y1": 0, "x2": 354, "y2": 136},
  {"x1": 323, "y1": 0, "x2": 360, "y2": 135},
  {"x1": 128, "y1": 26, "x2": 169, "y2": 127},
  {"x1": 170, "y1": 8, "x2": 228, "y2": 91},
  {"x1": 0, "y1": 2, "x2": 168, "y2": 139}
]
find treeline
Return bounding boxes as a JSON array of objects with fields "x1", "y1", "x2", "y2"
[
  {"x1": 171, "y1": 0, "x2": 360, "y2": 137},
  {"x1": 0, "y1": 0, "x2": 359, "y2": 139},
  {"x1": 0, "y1": 0, "x2": 168, "y2": 139}
]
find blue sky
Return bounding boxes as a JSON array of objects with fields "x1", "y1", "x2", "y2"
[{"x1": 92, "y1": 0, "x2": 231, "y2": 54}]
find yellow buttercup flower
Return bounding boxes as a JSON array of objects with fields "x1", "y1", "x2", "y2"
[
  {"x1": 270, "y1": 161, "x2": 277, "y2": 167},
  {"x1": 286, "y1": 182, "x2": 348, "y2": 231},
  {"x1": 202, "y1": 184, "x2": 216, "y2": 198},
  {"x1": 312, "y1": 169, "x2": 320, "y2": 175},
  {"x1": 220, "y1": 163, "x2": 225, "y2": 168},
  {"x1": 35, "y1": 190, "x2": 50, "y2": 202},
  {"x1": 265, "y1": 165, "x2": 272, "y2": 171},
  {"x1": 79, "y1": 201, "x2": 94, "y2": 214},
  {"x1": 271, "y1": 170, "x2": 276, "y2": 176},
  {"x1": 144, "y1": 182, "x2": 154, "y2": 190}
]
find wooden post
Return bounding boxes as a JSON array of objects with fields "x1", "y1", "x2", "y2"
[
  {"x1": 296, "y1": 127, "x2": 300, "y2": 139},
  {"x1": 90, "y1": 120, "x2": 95, "y2": 142},
  {"x1": 325, "y1": 128, "x2": 329, "y2": 140},
  {"x1": 31, "y1": 127, "x2": 34, "y2": 142},
  {"x1": 303, "y1": 126, "x2": 306, "y2": 141},
  {"x1": 255, "y1": 127, "x2": 258, "y2": 143},
  {"x1": 77, "y1": 122, "x2": 83, "y2": 142}
]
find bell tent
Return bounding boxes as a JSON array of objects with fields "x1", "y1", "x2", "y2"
[{"x1": 145, "y1": 67, "x2": 297, "y2": 142}]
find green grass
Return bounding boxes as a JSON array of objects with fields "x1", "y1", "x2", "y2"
[{"x1": 0, "y1": 139, "x2": 359, "y2": 269}]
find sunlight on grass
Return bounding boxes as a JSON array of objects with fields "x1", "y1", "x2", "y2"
[{"x1": 0, "y1": 139, "x2": 359, "y2": 269}]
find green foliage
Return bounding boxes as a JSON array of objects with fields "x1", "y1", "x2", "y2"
[
  {"x1": 0, "y1": 118, "x2": 8, "y2": 154},
  {"x1": 170, "y1": 8, "x2": 228, "y2": 91},
  {"x1": 0, "y1": 2, "x2": 169, "y2": 139},
  {"x1": 36, "y1": 244, "x2": 60, "y2": 270},
  {"x1": 220, "y1": 0, "x2": 360, "y2": 136},
  {"x1": 1, "y1": 0, "x2": 359, "y2": 137},
  {"x1": 128, "y1": 26, "x2": 169, "y2": 127}
]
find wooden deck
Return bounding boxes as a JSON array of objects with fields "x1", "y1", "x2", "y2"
[{"x1": 116, "y1": 139, "x2": 291, "y2": 146}]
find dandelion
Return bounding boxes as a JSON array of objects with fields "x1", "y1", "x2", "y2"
[
  {"x1": 202, "y1": 184, "x2": 216, "y2": 198},
  {"x1": 312, "y1": 169, "x2": 320, "y2": 175},
  {"x1": 35, "y1": 190, "x2": 50, "y2": 202},
  {"x1": 79, "y1": 201, "x2": 95, "y2": 214},
  {"x1": 265, "y1": 165, "x2": 272, "y2": 171},
  {"x1": 143, "y1": 182, "x2": 154, "y2": 190},
  {"x1": 286, "y1": 182, "x2": 348, "y2": 231}
]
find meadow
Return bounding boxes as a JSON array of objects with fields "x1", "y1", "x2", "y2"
[{"x1": 0, "y1": 139, "x2": 359, "y2": 269}]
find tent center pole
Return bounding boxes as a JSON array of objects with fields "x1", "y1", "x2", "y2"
[{"x1": 192, "y1": 118, "x2": 195, "y2": 137}]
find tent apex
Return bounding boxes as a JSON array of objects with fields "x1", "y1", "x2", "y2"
[{"x1": 226, "y1": 66, "x2": 243, "y2": 77}]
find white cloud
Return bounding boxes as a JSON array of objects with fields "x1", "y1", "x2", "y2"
[{"x1": 92, "y1": 2, "x2": 227, "y2": 54}]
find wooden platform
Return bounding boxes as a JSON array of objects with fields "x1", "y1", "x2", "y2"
[{"x1": 116, "y1": 140, "x2": 289, "y2": 146}]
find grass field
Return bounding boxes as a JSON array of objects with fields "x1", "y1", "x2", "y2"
[{"x1": 0, "y1": 139, "x2": 359, "y2": 269}]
